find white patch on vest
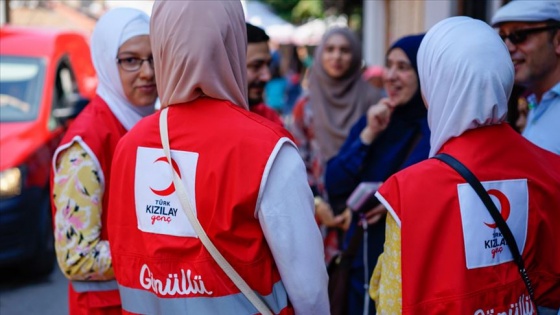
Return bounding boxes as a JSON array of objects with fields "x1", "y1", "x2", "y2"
[
  {"x1": 458, "y1": 179, "x2": 528, "y2": 270},
  {"x1": 135, "y1": 147, "x2": 198, "y2": 237},
  {"x1": 139, "y1": 264, "x2": 213, "y2": 296}
]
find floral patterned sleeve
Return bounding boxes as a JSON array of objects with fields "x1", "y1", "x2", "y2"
[
  {"x1": 52, "y1": 142, "x2": 113, "y2": 281},
  {"x1": 369, "y1": 215, "x2": 402, "y2": 314}
]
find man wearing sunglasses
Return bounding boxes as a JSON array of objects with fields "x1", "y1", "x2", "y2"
[{"x1": 492, "y1": 0, "x2": 560, "y2": 155}]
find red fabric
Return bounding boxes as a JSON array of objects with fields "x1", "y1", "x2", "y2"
[
  {"x1": 68, "y1": 283, "x2": 121, "y2": 315},
  {"x1": 250, "y1": 102, "x2": 284, "y2": 127},
  {"x1": 108, "y1": 98, "x2": 294, "y2": 313},
  {"x1": 379, "y1": 124, "x2": 560, "y2": 314},
  {"x1": 52, "y1": 95, "x2": 125, "y2": 313},
  {"x1": 291, "y1": 96, "x2": 310, "y2": 146},
  {"x1": 290, "y1": 95, "x2": 336, "y2": 263}
]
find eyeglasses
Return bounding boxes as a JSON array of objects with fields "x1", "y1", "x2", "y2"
[
  {"x1": 500, "y1": 25, "x2": 559, "y2": 45},
  {"x1": 116, "y1": 57, "x2": 154, "y2": 72}
]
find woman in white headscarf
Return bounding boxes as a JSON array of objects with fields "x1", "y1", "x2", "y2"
[
  {"x1": 369, "y1": 16, "x2": 560, "y2": 314},
  {"x1": 51, "y1": 7, "x2": 156, "y2": 315}
]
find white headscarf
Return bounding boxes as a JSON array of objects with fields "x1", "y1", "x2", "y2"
[
  {"x1": 91, "y1": 7, "x2": 153, "y2": 131},
  {"x1": 417, "y1": 16, "x2": 514, "y2": 157}
]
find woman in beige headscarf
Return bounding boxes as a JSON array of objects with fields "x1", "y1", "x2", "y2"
[
  {"x1": 309, "y1": 27, "x2": 383, "y2": 163},
  {"x1": 106, "y1": 1, "x2": 329, "y2": 314},
  {"x1": 293, "y1": 28, "x2": 382, "y2": 233}
]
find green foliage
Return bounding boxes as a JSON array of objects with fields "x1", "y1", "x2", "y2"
[
  {"x1": 261, "y1": 0, "x2": 323, "y2": 24},
  {"x1": 260, "y1": 0, "x2": 300, "y2": 22},
  {"x1": 292, "y1": 1, "x2": 323, "y2": 23}
]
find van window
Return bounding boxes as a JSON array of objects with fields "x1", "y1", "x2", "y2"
[{"x1": 0, "y1": 56, "x2": 45, "y2": 122}]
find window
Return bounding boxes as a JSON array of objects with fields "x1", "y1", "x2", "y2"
[
  {"x1": 0, "y1": 56, "x2": 45, "y2": 122},
  {"x1": 49, "y1": 57, "x2": 79, "y2": 130}
]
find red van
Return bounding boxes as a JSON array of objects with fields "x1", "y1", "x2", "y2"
[{"x1": 0, "y1": 26, "x2": 96, "y2": 276}]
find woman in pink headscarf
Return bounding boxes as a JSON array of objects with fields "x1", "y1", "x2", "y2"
[{"x1": 106, "y1": 1, "x2": 329, "y2": 314}]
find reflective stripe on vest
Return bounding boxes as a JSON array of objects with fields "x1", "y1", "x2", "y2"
[
  {"x1": 119, "y1": 280, "x2": 288, "y2": 314},
  {"x1": 71, "y1": 280, "x2": 119, "y2": 293}
]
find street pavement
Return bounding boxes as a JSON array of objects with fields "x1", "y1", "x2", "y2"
[{"x1": 0, "y1": 268, "x2": 68, "y2": 315}]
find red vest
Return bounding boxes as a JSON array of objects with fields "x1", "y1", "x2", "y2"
[
  {"x1": 108, "y1": 98, "x2": 295, "y2": 314},
  {"x1": 378, "y1": 124, "x2": 560, "y2": 314},
  {"x1": 51, "y1": 95, "x2": 125, "y2": 314}
]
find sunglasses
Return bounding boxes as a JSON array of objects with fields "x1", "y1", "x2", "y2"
[{"x1": 500, "y1": 25, "x2": 559, "y2": 45}]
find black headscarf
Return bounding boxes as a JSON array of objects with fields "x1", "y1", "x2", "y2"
[{"x1": 387, "y1": 34, "x2": 427, "y2": 124}]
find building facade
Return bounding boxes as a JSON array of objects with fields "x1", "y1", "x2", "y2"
[{"x1": 363, "y1": 0, "x2": 508, "y2": 66}]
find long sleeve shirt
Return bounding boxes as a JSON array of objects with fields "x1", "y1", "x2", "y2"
[
  {"x1": 369, "y1": 215, "x2": 402, "y2": 313},
  {"x1": 325, "y1": 115, "x2": 430, "y2": 214},
  {"x1": 522, "y1": 82, "x2": 560, "y2": 154},
  {"x1": 52, "y1": 142, "x2": 114, "y2": 280},
  {"x1": 259, "y1": 142, "x2": 330, "y2": 314}
]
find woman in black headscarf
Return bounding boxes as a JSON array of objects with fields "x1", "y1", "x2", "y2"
[{"x1": 325, "y1": 34, "x2": 430, "y2": 315}]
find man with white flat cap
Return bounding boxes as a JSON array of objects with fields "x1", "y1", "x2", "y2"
[{"x1": 492, "y1": 0, "x2": 560, "y2": 154}]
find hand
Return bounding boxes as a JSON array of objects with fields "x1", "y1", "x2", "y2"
[
  {"x1": 363, "y1": 203, "x2": 387, "y2": 226},
  {"x1": 315, "y1": 199, "x2": 351, "y2": 230},
  {"x1": 338, "y1": 208, "x2": 352, "y2": 231},
  {"x1": 360, "y1": 98, "x2": 396, "y2": 144}
]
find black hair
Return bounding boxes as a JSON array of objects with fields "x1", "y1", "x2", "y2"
[
  {"x1": 544, "y1": 19, "x2": 560, "y2": 38},
  {"x1": 246, "y1": 23, "x2": 269, "y2": 44}
]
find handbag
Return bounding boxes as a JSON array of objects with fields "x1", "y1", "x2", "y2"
[
  {"x1": 327, "y1": 225, "x2": 364, "y2": 315},
  {"x1": 159, "y1": 107, "x2": 273, "y2": 315},
  {"x1": 433, "y1": 153, "x2": 538, "y2": 313}
]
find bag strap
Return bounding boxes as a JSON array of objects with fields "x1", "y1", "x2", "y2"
[
  {"x1": 433, "y1": 153, "x2": 536, "y2": 305},
  {"x1": 341, "y1": 225, "x2": 364, "y2": 259},
  {"x1": 158, "y1": 108, "x2": 273, "y2": 315}
]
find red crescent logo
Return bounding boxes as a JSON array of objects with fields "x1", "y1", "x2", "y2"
[
  {"x1": 484, "y1": 189, "x2": 511, "y2": 228},
  {"x1": 149, "y1": 157, "x2": 182, "y2": 196}
]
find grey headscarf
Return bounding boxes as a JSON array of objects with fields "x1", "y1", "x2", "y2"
[{"x1": 309, "y1": 27, "x2": 382, "y2": 161}]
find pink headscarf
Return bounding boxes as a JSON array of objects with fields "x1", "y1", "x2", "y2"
[
  {"x1": 362, "y1": 65, "x2": 384, "y2": 81},
  {"x1": 150, "y1": 0, "x2": 248, "y2": 109}
]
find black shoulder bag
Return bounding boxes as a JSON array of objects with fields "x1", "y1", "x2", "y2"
[
  {"x1": 433, "y1": 153, "x2": 537, "y2": 312},
  {"x1": 327, "y1": 224, "x2": 364, "y2": 315}
]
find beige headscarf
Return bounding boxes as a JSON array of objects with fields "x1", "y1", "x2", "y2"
[
  {"x1": 150, "y1": 0, "x2": 247, "y2": 109},
  {"x1": 309, "y1": 27, "x2": 382, "y2": 161}
]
